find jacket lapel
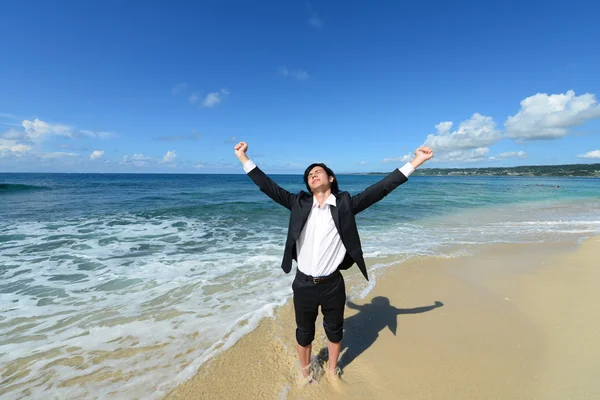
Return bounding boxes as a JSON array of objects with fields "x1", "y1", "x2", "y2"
[
  {"x1": 294, "y1": 195, "x2": 313, "y2": 239},
  {"x1": 330, "y1": 195, "x2": 342, "y2": 239}
]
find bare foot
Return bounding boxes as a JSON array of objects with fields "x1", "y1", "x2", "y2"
[
  {"x1": 300, "y1": 362, "x2": 311, "y2": 376},
  {"x1": 327, "y1": 366, "x2": 342, "y2": 378},
  {"x1": 326, "y1": 368, "x2": 344, "y2": 392},
  {"x1": 299, "y1": 364, "x2": 315, "y2": 386}
]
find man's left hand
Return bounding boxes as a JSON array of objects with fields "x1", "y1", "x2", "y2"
[
  {"x1": 415, "y1": 146, "x2": 434, "y2": 162},
  {"x1": 410, "y1": 146, "x2": 434, "y2": 169}
]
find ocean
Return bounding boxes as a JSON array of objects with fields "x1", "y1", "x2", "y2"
[{"x1": 1, "y1": 172, "x2": 599, "y2": 399}]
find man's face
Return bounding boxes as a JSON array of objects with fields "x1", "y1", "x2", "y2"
[{"x1": 307, "y1": 166, "x2": 333, "y2": 192}]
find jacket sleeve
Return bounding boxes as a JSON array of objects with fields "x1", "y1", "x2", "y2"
[
  {"x1": 350, "y1": 169, "x2": 408, "y2": 214},
  {"x1": 247, "y1": 166, "x2": 297, "y2": 210}
]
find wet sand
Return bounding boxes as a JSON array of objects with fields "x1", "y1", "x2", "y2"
[{"x1": 165, "y1": 236, "x2": 600, "y2": 399}]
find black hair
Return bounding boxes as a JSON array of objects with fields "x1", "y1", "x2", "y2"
[{"x1": 303, "y1": 163, "x2": 339, "y2": 194}]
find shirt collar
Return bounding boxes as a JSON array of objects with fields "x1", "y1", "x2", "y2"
[{"x1": 312, "y1": 193, "x2": 337, "y2": 208}]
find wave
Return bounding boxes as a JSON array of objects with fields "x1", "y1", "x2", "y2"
[
  {"x1": 0, "y1": 183, "x2": 51, "y2": 193},
  {"x1": 136, "y1": 200, "x2": 279, "y2": 219}
]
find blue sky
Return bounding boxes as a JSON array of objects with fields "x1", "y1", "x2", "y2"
[{"x1": 1, "y1": 0, "x2": 599, "y2": 173}]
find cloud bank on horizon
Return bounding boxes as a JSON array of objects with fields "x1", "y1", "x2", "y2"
[{"x1": 3, "y1": 90, "x2": 600, "y2": 172}]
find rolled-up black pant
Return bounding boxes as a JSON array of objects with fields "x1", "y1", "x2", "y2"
[{"x1": 292, "y1": 269, "x2": 346, "y2": 347}]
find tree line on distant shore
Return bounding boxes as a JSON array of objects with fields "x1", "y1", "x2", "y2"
[{"x1": 364, "y1": 163, "x2": 600, "y2": 177}]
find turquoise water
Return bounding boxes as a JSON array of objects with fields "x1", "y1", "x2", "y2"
[{"x1": 1, "y1": 173, "x2": 599, "y2": 399}]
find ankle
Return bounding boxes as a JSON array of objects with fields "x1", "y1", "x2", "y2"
[{"x1": 301, "y1": 363, "x2": 311, "y2": 377}]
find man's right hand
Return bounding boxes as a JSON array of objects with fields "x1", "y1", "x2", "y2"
[{"x1": 234, "y1": 141, "x2": 249, "y2": 163}]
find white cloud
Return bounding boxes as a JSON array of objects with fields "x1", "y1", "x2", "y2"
[
  {"x1": 307, "y1": 13, "x2": 323, "y2": 29},
  {"x1": 576, "y1": 150, "x2": 600, "y2": 159},
  {"x1": 0, "y1": 138, "x2": 32, "y2": 157},
  {"x1": 90, "y1": 150, "x2": 104, "y2": 160},
  {"x1": 434, "y1": 121, "x2": 453, "y2": 135},
  {"x1": 1, "y1": 128, "x2": 25, "y2": 140},
  {"x1": 10, "y1": 144, "x2": 31, "y2": 153},
  {"x1": 381, "y1": 153, "x2": 413, "y2": 163},
  {"x1": 120, "y1": 154, "x2": 152, "y2": 167},
  {"x1": 172, "y1": 83, "x2": 187, "y2": 96},
  {"x1": 0, "y1": 139, "x2": 25, "y2": 151},
  {"x1": 195, "y1": 163, "x2": 204, "y2": 168},
  {"x1": 433, "y1": 147, "x2": 490, "y2": 163},
  {"x1": 424, "y1": 113, "x2": 502, "y2": 151},
  {"x1": 279, "y1": 66, "x2": 309, "y2": 80},
  {"x1": 201, "y1": 89, "x2": 229, "y2": 108},
  {"x1": 16, "y1": 118, "x2": 114, "y2": 141},
  {"x1": 37, "y1": 152, "x2": 79, "y2": 160},
  {"x1": 489, "y1": 151, "x2": 527, "y2": 160},
  {"x1": 162, "y1": 150, "x2": 177, "y2": 164},
  {"x1": 0, "y1": 117, "x2": 114, "y2": 164},
  {"x1": 79, "y1": 130, "x2": 114, "y2": 139},
  {"x1": 132, "y1": 154, "x2": 151, "y2": 161},
  {"x1": 23, "y1": 118, "x2": 72, "y2": 141},
  {"x1": 116, "y1": 153, "x2": 182, "y2": 168},
  {"x1": 359, "y1": 161, "x2": 368, "y2": 165},
  {"x1": 505, "y1": 90, "x2": 600, "y2": 140}
]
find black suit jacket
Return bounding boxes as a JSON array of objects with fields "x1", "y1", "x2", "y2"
[{"x1": 247, "y1": 167, "x2": 408, "y2": 281}]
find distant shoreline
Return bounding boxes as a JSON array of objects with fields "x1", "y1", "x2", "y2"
[
  {"x1": 357, "y1": 162, "x2": 600, "y2": 177},
  {"x1": 1, "y1": 163, "x2": 599, "y2": 176}
]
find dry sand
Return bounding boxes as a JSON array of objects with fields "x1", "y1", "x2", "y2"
[{"x1": 165, "y1": 236, "x2": 600, "y2": 399}]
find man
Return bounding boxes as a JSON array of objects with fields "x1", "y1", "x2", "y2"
[{"x1": 234, "y1": 141, "x2": 433, "y2": 381}]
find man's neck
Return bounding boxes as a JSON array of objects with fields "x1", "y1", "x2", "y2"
[{"x1": 312, "y1": 190, "x2": 332, "y2": 208}]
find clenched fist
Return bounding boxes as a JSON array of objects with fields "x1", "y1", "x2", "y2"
[
  {"x1": 234, "y1": 141, "x2": 248, "y2": 156},
  {"x1": 410, "y1": 146, "x2": 434, "y2": 169},
  {"x1": 414, "y1": 146, "x2": 433, "y2": 162},
  {"x1": 234, "y1": 141, "x2": 249, "y2": 163}
]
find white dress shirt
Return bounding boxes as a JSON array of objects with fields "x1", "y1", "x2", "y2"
[
  {"x1": 296, "y1": 193, "x2": 347, "y2": 277},
  {"x1": 243, "y1": 159, "x2": 415, "y2": 277}
]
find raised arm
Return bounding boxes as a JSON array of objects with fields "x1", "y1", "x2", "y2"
[
  {"x1": 346, "y1": 300, "x2": 364, "y2": 311},
  {"x1": 351, "y1": 146, "x2": 433, "y2": 214},
  {"x1": 235, "y1": 141, "x2": 296, "y2": 210}
]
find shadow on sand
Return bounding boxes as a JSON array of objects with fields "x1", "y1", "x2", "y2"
[{"x1": 316, "y1": 297, "x2": 444, "y2": 372}]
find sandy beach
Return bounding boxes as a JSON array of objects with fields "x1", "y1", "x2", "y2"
[{"x1": 165, "y1": 236, "x2": 600, "y2": 399}]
